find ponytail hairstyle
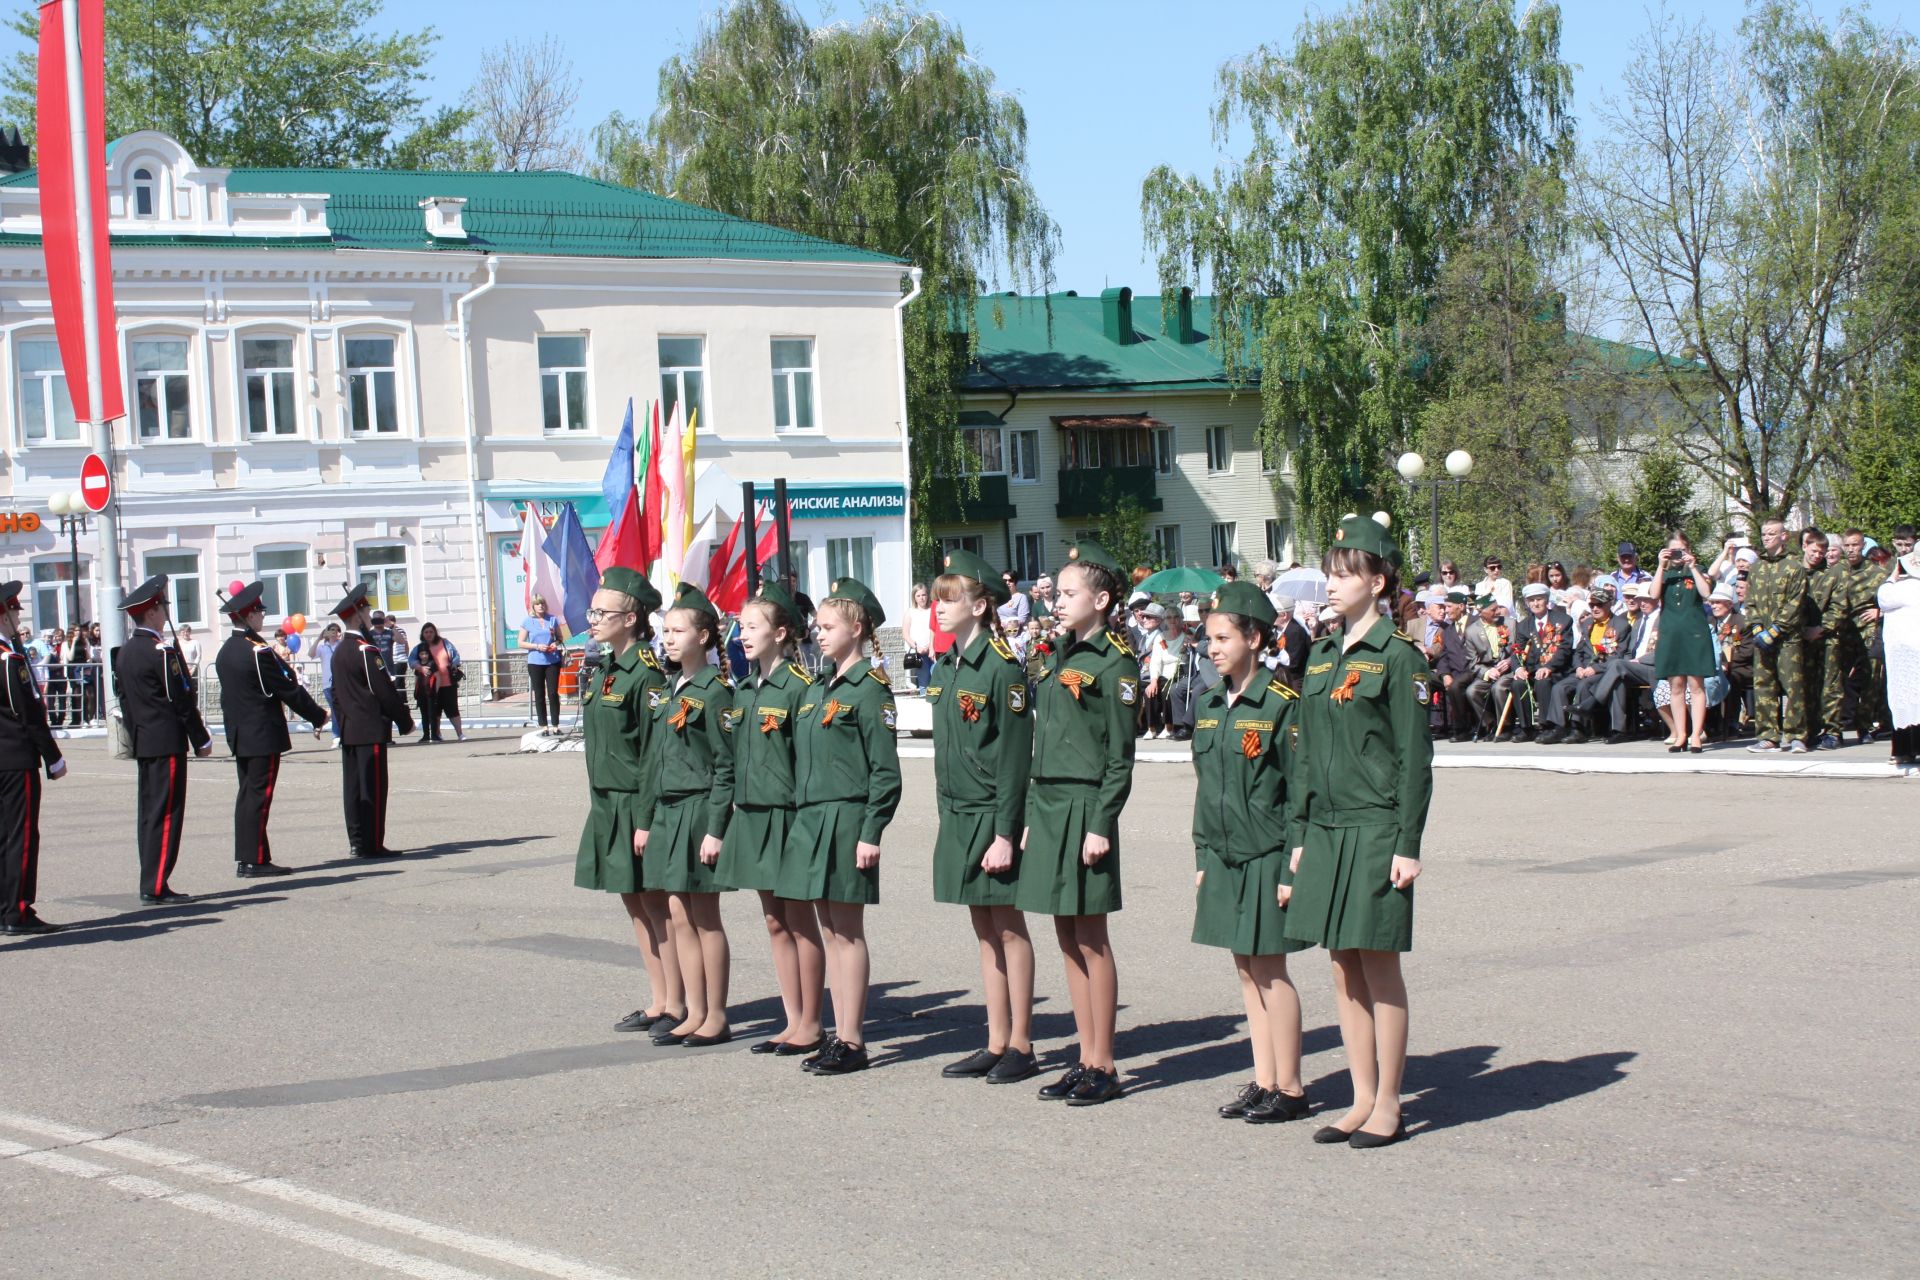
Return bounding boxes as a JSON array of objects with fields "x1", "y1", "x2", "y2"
[
  {"x1": 600, "y1": 589, "x2": 654, "y2": 643},
  {"x1": 932, "y1": 572, "x2": 1002, "y2": 637},
  {"x1": 1061, "y1": 560, "x2": 1126, "y2": 630},
  {"x1": 740, "y1": 596, "x2": 800, "y2": 660},
  {"x1": 816, "y1": 596, "x2": 877, "y2": 661},
  {"x1": 1214, "y1": 610, "x2": 1277, "y2": 655}
]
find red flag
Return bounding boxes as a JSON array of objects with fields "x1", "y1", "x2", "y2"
[
  {"x1": 705, "y1": 509, "x2": 746, "y2": 611},
  {"x1": 637, "y1": 402, "x2": 665, "y2": 568},
  {"x1": 36, "y1": 0, "x2": 123, "y2": 423},
  {"x1": 593, "y1": 483, "x2": 648, "y2": 573}
]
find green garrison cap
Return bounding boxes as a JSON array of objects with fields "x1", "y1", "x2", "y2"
[
  {"x1": 1062, "y1": 540, "x2": 1123, "y2": 577},
  {"x1": 1330, "y1": 513, "x2": 1403, "y2": 568},
  {"x1": 600, "y1": 566, "x2": 661, "y2": 614},
  {"x1": 670, "y1": 580, "x2": 720, "y2": 620},
  {"x1": 826, "y1": 576, "x2": 886, "y2": 630},
  {"x1": 1210, "y1": 581, "x2": 1276, "y2": 627},
  {"x1": 940, "y1": 548, "x2": 1010, "y2": 605},
  {"x1": 752, "y1": 579, "x2": 801, "y2": 619}
]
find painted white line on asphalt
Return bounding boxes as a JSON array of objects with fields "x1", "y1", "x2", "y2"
[
  {"x1": 0, "y1": 1111, "x2": 635, "y2": 1280},
  {"x1": 0, "y1": 1139, "x2": 493, "y2": 1280}
]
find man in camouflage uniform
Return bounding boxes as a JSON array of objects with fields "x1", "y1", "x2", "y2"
[
  {"x1": 1801, "y1": 529, "x2": 1838, "y2": 746},
  {"x1": 1745, "y1": 520, "x2": 1811, "y2": 754},
  {"x1": 1824, "y1": 529, "x2": 1890, "y2": 744}
]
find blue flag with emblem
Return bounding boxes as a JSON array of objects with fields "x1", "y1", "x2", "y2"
[{"x1": 541, "y1": 502, "x2": 601, "y2": 634}]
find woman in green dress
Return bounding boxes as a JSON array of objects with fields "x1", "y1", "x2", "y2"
[
  {"x1": 1190, "y1": 581, "x2": 1311, "y2": 1125},
  {"x1": 928, "y1": 549, "x2": 1038, "y2": 1085},
  {"x1": 637, "y1": 583, "x2": 735, "y2": 1048},
  {"x1": 1652, "y1": 532, "x2": 1718, "y2": 752},
  {"x1": 572, "y1": 567, "x2": 685, "y2": 1035},
  {"x1": 1020, "y1": 542, "x2": 1137, "y2": 1107},
  {"x1": 778, "y1": 578, "x2": 902, "y2": 1075},
  {"x1": 1284, "y1": 514, "x2": 1433, "y2": 1149},
  {"x1": 718, "y1": 582, "x2": 825, "y2": 1057}
]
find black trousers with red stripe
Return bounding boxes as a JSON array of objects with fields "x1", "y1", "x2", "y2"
[
  {"x1": 341, "y1": 742, "x2": 388, "y2": 857},
  {"x1": 233, "y1": 754, "x2": 282, "y2": 866},
  {"x1": 0, "y1": 769, "x2": 42, "y2": 926},
  {"x1": 136, "y1": 753, "x2": 189, "y2": 896}
]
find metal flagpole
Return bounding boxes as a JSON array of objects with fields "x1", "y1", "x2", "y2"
[{"x1": 59, "y1": 0, "x2": 124, "y2": 719}]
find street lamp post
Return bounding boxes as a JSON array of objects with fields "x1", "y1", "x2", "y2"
[
  {"x1": 46, "y1": 490, "x2": 89, "y2": 627},
  {"x1": 1395, "y1": 450, "x2": 1475, "y2": 575}
]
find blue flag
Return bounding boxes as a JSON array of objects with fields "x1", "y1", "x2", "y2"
[
  {"x1": 601, "y1": 399, "x2": 636, "y2": 526},
  {"x1": 542, "y1": 502, "x2": 601, "y2": 634}
]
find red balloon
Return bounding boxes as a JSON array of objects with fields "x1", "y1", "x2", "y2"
[
  {"x1": 285, "y1": 613, "x2": 308, "y2": 635},
  {"x1": 228, "y1": 580, "x2": 246, "y2": 597}
]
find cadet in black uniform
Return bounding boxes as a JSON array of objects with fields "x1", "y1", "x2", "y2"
[
  {"x1": 216, "y1": 581, "x2": 328, "y2": 877},
  {"x1": 0, "y1": 580, "x2": 68, "y2": 935},
  {"x1": 328, "y1": 584, "x2": 414, "y2": 858},
  {"x1": 115, "y1": 575, "x2": 214, "y2": 903}
]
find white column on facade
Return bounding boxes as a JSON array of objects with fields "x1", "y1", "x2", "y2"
[
  {"x1": 454, "y1": 256, "x2": 501, "y2": 671},
  {"x1": 892, "y1": 267, "x2": 923, "y2": 608}
]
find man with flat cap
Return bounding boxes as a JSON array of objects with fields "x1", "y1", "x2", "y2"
[
  {"x1": 115, "y1": 574, "x2": 214, "y2": 903},
  {"x1": 217, "y1": 581, "x2": 329, "y2": 877},
  {"x1": 329, "y1": 583, "x2": 414, "y2": 858},
  {"x1": 0, "y1": 579, "x2": 68, "y2": 933}
]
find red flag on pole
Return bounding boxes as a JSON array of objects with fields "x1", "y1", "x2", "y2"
[
  {"x1": 711, "y1": 504, "x2": 783, "y2": 613},
  {"x1": 36, "y1": 0, "x2": 123, "y2": 424},
  {"x1": 593, "y1": 483, "x2": 649, "y2": 573},
  {"x1": 637, "y1": 402, "x2": 665, "y2": 568}
]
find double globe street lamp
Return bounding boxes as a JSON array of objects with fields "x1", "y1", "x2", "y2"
[
  {"x1": 1395, "y1": 449, "x2": 1475, "y2": 577},
  {"x1": 44, "y1": 489, "x2": 92, "y2": 627}
]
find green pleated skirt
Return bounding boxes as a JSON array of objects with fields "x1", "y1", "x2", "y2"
[
  {"x1": 932, "y1": 806, "x2": 1020, "y2": 907},
  {"x1": 717, "y1": 804, "x2": 791, "y2": 892},
  {"x1": 574, "y1": 787, "x2": 646, "y2": 893},
  {"x1": 641, "y1": 793, "x2": 732, "y2": 895},
  {"x1": 1193, "y1": 845, "x2": 1311, "y2": 956},
  {"x1": 1282, "y1": 820, "x2": 1413, "y2": 952},
  {"x1": 1014, "y1": 782, "x2": 1121, "y2": 917},
  {"x1": 776, "y1": 800, "x2": 878, "y2": 905}
]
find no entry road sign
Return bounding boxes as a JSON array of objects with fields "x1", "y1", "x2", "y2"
[{"x1": 79, "y1": 453, "x2": 110, "y2": 512}]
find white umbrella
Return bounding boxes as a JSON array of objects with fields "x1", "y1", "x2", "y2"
[{"x1": 1274, "y1": 567, "x2": 1328, "y2": 605}]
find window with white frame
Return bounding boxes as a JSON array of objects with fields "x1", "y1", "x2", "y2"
[
  {"x1": 145, "y1": 551, "x2": 204, "y2": 626},
  {"x1": 961, "y1": 424, "x2": 1004, "y2": 474},
  {"x1": 771, "y1": 338, "x2": 817, "y2": 432},
  {"x1": 32, "y1": 557, "x2": 90, "y2": 632},
  {"x1": 355, "y1": 544, "x2": 410, "y2": 615},
  {"x1": 256, "y1": 547, "x2": 311, "y2": 619},
  {"x1": 345, "y1": 335, "x2": 399, "y2": 435},
  {"x1": 1152, "y1": 524, "x2": 1183, "y2": 568},
  {"x1": 1265, "y1": 519, "x2": 1293, "y2": 565},
  {"x1": 131, "y1": 337, "x2": 192, "y2": 441},
  {"x1": 242, "y1": 336, "x2": 298, "y2": 436},
  {"x1": 1210, "y1": 521, "x2": 1238, "y2": 569},
  {"x1": 827, "y1": 536, "x2": 875, "y2": 588},
  {"x1": 131, "y1": 166, "x2": 157, "y2": 218},
  {"x1": 658, "y1": 336, "x2": 707, "y2": 431},
  {"x1": 1009, "y1": 429, "x2": 1040, "y2": 483},
  {"x1": 1152, "y1": 426, "x2": 1176, "y2": 476},
  {"x1": 16, "y1": 339, "x2": 80, "y2": 443},
  {"x1": 538, "y1": 334, "x2": 589, "y2": 433},
  {"x1": 1205, "y1": 425, "x2": 1234, "y2": 474},
  {"x1": 938, "y1": 535, "x2": 984, "y2": 561},
  {"x1": 1012, "y1": 532, "x2": 1045, "y2": 582}
]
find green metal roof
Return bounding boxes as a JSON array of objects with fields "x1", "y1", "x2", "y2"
[{"x1": 0, "y1": 163, "x2": 902, "y2": 264}]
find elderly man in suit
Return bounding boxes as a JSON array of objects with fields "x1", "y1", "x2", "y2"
[
  {"x1": 1463, "y1": 594, "x2": 1518, "y2": 741},
  {"x1": 1546, "y1": 584, "x2": 1631, "y2": 743}
]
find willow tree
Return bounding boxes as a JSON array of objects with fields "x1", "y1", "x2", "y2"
[
  {"x1": 593, "y1": 0, "x2": 1056, "y2": 559},
  {"x1": 1141, "y1": 0, "x2": 1574, "y2": 541}
]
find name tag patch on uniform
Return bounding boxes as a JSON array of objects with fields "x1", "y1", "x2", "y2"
[
  {"x1": 1307, "y1": 661, "x2": 1335, "y2": 676},
  {"x1": 1347, "y1": 660, "x2": 1385, "y2": 674},
  {"x1": 1238, "y1": 719, "x2": 1274, "y2": 732},
  {"x1": 882, "y1": 703, "x2": 897, "y2": 730},
  {"x1": 1118, "y1": 677, "x2": 1138, "y2": 705},
  {"x1": 1195, "y1": 717, "x2": 1220, "y2": 730},
  {"x1": 601, "y1": 694, "x2": 625, "y2": 707},
  {"x1": 1008, "y1": 684, "x2": 1027, "y2": 714}
]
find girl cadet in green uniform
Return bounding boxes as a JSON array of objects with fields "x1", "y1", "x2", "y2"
[
  {"x1": 1021, "y1": 541, "x2": 1137, "y2": 1107},
  {"x1": 928, "y1": 549, "x2": 1038, "y2": 1085},
  {"x1": 778, "y1": 577, "x2": 902, "y2": 1076},
  {"x1": 718, "y1": 581, "x2": 826, "y2": 1058},
  {"x1": 1190, "y1": 581, "x2": 1312, "y2": 1125},
  {"x1": 638, "y1": 582, "x2": 736, "y2": 1048},
  {"x1": 573, "y1": 567, "x2": 685, "y2": 1036},
  {"x1": 1283, "y1": 513, "x2": 1434, "y2": 1149}
]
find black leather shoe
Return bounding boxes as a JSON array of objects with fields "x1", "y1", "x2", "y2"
[
  {"x1": 941, "y1": 1048, "x2": 1003, "y2": 1079},
  {"x1": 0, "y1": 916, "x2": 63, "y2": 935},
  {"x1": 1037, "y1": 1065, "x2": 1088, "y2": 1101},
  {"x1": 1244, "y1": 1089, "x2": 1311, "y2": 1124},
  {"x1": 1604, "y1": 732, "x2": 1631, "y2": 745},
  {"x1": 1312, "y1": 1124, "x2": 1356, "y2": 1144},
  {"x1": 235, "y1": 862, "x2": 294, "y2": 878},
  {"x1": 984, "y1": 1049, "x2": 1038, "y2": 1084},
  {"x1": 1064, "y1": 1067, "x2": 1122, "y2": 1106},
  {"x1": 749, "y1": 1038, "x2": 784, "y2": 1055},
  {"x1": 1348, "y1": 1121, "x2": 1407, "y2": 1149},
  {"x1": 681, "y1": 1030, "x2": 733, "y2": 1048},
  {"x1": 650, "y1": 1025, "x2": 691, "y2": 1046},
  {"x1": 775, "y1": 1036, "x2": 825, "y2": 1058},
  {"x1": 614, "y1": 1010, "x2": 661, "y2": 1033},
  {"x1": 138, "y1": 890, "x2": 192, "y2": 904},
  {"x1": 800, "y1": 1036, "x2": 841, "y2": 1069},
  {"x1": 1568, "y1": 730, "x2": 1590, "y2": 744},
  {"x1": 810, "y1": 1041, "x2": 869, "y2": 1075},
  {"x1": 1217, "y1": 1081, "x2": 1264, "y2": 1118}
]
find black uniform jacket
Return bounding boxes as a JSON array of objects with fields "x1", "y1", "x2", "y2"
[
  {"x1": 216, "y1": 629, "x2": 326, "y2": 757},
  {"x1": 1429, "y1": 619, "x2": 1472, "y2": 683},
  {"x1": 115, "y1": 627, "x2": 212, "y2": 758},
  {"x1": 330, "y1": 631, "x2": 414, "y2": 746},
  {"x1": 1513, "y1": 608, "x2": 1576, "y2": 676},
  {"x1": 0, "y1": 642, "x2": 62, "y2": 773},
  {"x1": 1572, "y1": 613, "x2": 1633, "y2": 672}
]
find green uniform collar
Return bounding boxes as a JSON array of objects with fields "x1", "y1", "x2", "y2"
[
  {"x1": 955, "y1": 630, "x2": 995, "y2": 669},
  {"x1": 825, "y1": 657, "x2": 872, "y2": 690},
  {"x1": 608, "y1": 641, "x2": 646, "y2": 673},
  {"x1": 1332, "y1": 613, "x2": 1397, "y2": 655},
  {"x1": 675, "y1": 663, "x2": 723, "y2": 691}
]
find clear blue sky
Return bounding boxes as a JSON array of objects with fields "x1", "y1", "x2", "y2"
[{"x1": 3, "y1": 0, "x2": 1872, "y2": 292}]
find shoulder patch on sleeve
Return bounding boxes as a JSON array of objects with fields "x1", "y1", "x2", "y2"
[
  {"x1": 787, "y1": 661, "x2": 814, "y2": 685},
  {"x1": 881, "y1": 703, "x2": 897, "y2": 730},
  {"x1": 1118, "y1": 675, "x2": 1138, "y2": 705},
  {"x1": 989, "y1": 633, "x2": 1017, "y2": 663},
  {"x1": 1008, "y1": 682, "x2": 1027, "y2": 714},
  {"x1": 1270, "y1": 679, "x2": 1299, "y2": 700}
]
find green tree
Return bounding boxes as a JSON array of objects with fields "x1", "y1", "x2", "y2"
[
  {"x1": 1141, "y1": 0, "x2": 1574, "y2": 542},
  {"x1": 1597, "y1": 446, "x2": 1712, "y2": 562},
  {"x1": 1580, "y1": 4, "x2": 1920, "y2": 532},
  {"x1": 592, "y1": 0, "x2": 1056, "y2": 559},
  {"x1": 1830, "y1": 376, "x2": 1920, "y2": 535},
  {"x1": 1, "y1": 0, "x2": 462, "y2": 169},
  {"x1": 1094, "y1": 498, "x2": 1160, "y2": 578}
]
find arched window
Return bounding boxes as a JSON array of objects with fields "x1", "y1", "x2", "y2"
[{"x1": 131, "y1": 166, "x2": 157, "y2": 218}]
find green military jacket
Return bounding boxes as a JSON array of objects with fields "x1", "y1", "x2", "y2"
[
  {"x1": 1837, "y1": 559, "x2": 1890, "y2": 639},
  {"x1": 647, "y1": 664, "x2": 735, "y2": 840},
  {"x1": 729, "y1": 660, "x2": 812, "y2": 808},
  {"x1": 928, "y1": 630, "x2": 1034, "y2": 840},
  {"x1": 1031, "y1": 627, "x2": 1138, "y2": 839},
  {"x1": 1190, "y1": 673, "x2": 1299, "y2": 868},
  {"x1": 1807, "y1": 563, "x2": 1840, "y2": 632},
  {"x1": 581, "y1": 641, "x2": 666, "y2": 802},
  {"x1": 1745, "y1": 550, "x2": 1808, "y2": 632},
  {"x1": 1287, "y1": 617, "x2": 1434, "y2": 860},
  {"x1": 792, "y1": 658, "x2": 903, "y2": 844}
]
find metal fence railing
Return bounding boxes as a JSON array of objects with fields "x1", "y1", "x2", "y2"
[{"x1": 33, "y1": 661, "x2": 106, "y2": 727}]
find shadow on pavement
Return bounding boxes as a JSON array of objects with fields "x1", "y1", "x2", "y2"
[
  {"x1": 300, "y1": 835, "x2": 543, "y2": 872},
  {"x1": 1125, "y1": 1021, "x2": 1345, "y2": 1095},
  {"x1": 9, "y1": 870, "x2": 408, "y2": 950},
  {"x1": 1308, "y1": 1043, "x2": 1639, "y2": 1136}
]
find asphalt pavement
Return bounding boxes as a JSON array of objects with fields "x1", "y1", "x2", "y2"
[{"x1": 2, "y1": 734, "x2": 1915, "y2": 1278}]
